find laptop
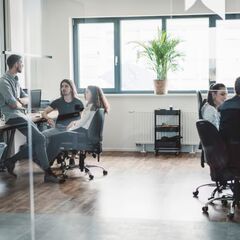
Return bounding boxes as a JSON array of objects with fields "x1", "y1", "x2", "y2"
[{"x1": 30, "y1": 89, "x2": 42, "y2": 112}]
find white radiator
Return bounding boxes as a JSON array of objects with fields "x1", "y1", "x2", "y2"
[{"x1": 130, "y1": 111, "x2": 199, "y2": 145}]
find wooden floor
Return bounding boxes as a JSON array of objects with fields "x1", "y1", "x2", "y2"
[{"x1": 0, "y1": 152, "x2": 239, "y2": 240}]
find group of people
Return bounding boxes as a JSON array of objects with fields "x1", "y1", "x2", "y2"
[
  {"x1": 0, "y1": 54, "x2": 109, "y2": 183},
  {"x1": 201, "y1": 77, "x2": 240, "y2": 170}
]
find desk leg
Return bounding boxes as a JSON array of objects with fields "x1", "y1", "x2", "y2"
[{"x1": 0, "y1": 129, "x2": 16, "y2": 172}]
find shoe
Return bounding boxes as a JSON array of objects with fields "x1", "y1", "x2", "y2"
[
  {"x1": 4, "y1": 159, "x2": 17, "y2": 178},
  {"x1": 44, "y1": 172, "x2": 65, "y2": 184},
  {"x1": 69, "y1": 158, "x2": 75, "y2": 168}
]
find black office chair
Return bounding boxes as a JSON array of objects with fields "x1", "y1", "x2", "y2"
[
  {"x1": 195, "y1": 120, "x2": 240, "y2": 218},
  {"x1": 57, "y1": 108, "x2": 108, "y2": 180},
  {"x1": 193, "y1": 92, "x2": 216, "y2": 197},
  {"x1": 196, "y1": 91, "x2": 207, "y2": 167}
]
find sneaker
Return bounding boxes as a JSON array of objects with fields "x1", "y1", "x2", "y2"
[
  {"x1": 69, "y1": 158, "x2": 75, "y2": 168},
  {"x1": 4, "y1": 159, "x2": 17, "y2": 177},
  {"x1": 44, "y1": 172, "x2": 65, "y2": 184}
]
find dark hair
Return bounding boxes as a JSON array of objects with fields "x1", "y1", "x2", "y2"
[
  {"x1": 85, "y1": 85, "x2": 110, "y2": 113},
  {"x1": 7, "y1": 55, "x2": 22, "y2": 69},
  {"x1": 207, "y1": 83, "x2": 226, "y2": 107},
  {"x1": 60, "y1": 79, "x2": 78, "y2": 98},
  {"x1": 235, "y1": 77, "x2": 240, "y2": 95}
]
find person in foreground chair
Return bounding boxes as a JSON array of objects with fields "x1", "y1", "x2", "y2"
[
  {"x1": 219, "y1": 77, "x2": 240, "y2": 171},
  {"x1": 0, "y1": 55, "x2": 64, "y2": 183}
]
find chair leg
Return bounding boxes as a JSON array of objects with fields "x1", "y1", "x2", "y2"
[
  {"x1": 85, "y1": 164, "x2": 108, "y2": 176},
  {"x1": 84, "y1": 166, "x2": 94, "y2": 180},
  {"x1": 79, "y1": 152, "x2": 86, "y2": 172},
  {"x1": 193, "y1": 183, "x2": 217, "y2": 197}
]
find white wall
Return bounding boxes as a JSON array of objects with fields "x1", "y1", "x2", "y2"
[
  {"x1": 101, "y1": 94, "x2": 198, "y2": 151},
  {"x1": 11, "y1": 0, "x2": 240, "y2": 151}
]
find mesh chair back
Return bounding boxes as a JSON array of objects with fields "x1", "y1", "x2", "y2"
[
  {"x1": 197, "y1": 91, "x2": 207, "y2": 119},
  {"x1": 196, "y1": 120, "x2": 229, "y2": 179},
  {"x1": 87, "y1": 108, "x2": 105, "y2": 143}
]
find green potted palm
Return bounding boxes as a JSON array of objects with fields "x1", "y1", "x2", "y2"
[{"x1": 133, "y1": 30, "x2": 184, "y2": 94}]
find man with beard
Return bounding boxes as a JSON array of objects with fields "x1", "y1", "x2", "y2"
[
  {"x1": 0, "y1": 54, "x2": 64, "y2": 183},
  {"x1": 42, "y1": 79, "x2": 84, "y2": 166}
]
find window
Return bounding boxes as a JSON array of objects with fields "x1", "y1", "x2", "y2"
[
  {"x1": 167, "y1": 18, "x2": 209, "y2": 91},
  {"x1": 77, "y1": 22, "x2": 115, "y2": 89},
  {"x1": 73, "y1": 15, "x2": 240, "y2": 93},
  {"x1": 216, "y1": 19, "x2": 240, "y2": 88},
  {"x1": 120, "y1": 19, "x2": 162, "y2": 91}
]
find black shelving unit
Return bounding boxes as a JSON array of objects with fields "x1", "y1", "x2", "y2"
[{"x1": 154, "y1": 109, "x2": 181, "y2": 155}]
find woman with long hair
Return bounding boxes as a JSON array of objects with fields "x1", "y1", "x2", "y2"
[
  {"x1": 67, "y1": 85, "x2": 110, "y2": 131},
  {"x1": 201, "y1": 83, "x2": 227, "y2": 129}
]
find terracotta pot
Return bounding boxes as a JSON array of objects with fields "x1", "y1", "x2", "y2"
[{"x1": 154, "y1": 79, "x2": 167, "y2": 95}]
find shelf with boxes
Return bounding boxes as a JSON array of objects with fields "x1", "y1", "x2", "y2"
[{"x1": 154, "y1": 109, "x2": 181, "y2": 155}]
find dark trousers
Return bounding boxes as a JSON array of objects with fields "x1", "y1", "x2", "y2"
[{"x1": 6, "y1": 117, "x2": 50, "y2": 170}]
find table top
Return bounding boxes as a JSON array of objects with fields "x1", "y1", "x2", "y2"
[{"x1": 0, "y1": 111, "x2": 58, "y2": 132}]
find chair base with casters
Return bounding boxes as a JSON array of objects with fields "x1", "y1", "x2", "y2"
[
  {"x1": 196, "y1": 120, "x2": 240, "y2": 219},
  {"x1": 193, "y1": 181, "x2": 229, "y2": 200},
  {"x1": 57, "y1": 150, "x2": 108, "y2": 180},
  {"x1": 201, "y1": 178, "x2": 240, "y2": 219}
]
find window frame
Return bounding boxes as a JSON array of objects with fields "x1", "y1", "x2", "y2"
[{"x1": 73, "y1": 14, "x2": 240, "y2": 94}]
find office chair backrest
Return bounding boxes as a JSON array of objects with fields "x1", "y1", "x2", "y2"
[
  {"x1": 87, "y1": 108, "x2": 105, "y2": 143},
  {"x1": 197, "y1": 91, "x2": 203, "y2": 119},
  {"x1": 196, "y1": 120, "x2": 228, "y2": 175}
]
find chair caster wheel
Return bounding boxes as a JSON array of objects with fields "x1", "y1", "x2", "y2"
[
  {"x1": 228, "y1": 213, "x2": 234, "y2": 219},
  {"x1": 202, "y1": 206, "x2": 208, "y2": 213},
  {"x1": 103, "y1": 170, "x2": 108, "y2": 176},
  {"x1": 193, "y1": 190, "x2": 199, "y2": 197},
  {"x1": 89, "y1": 175, "x2": 94, "y2": 180}
]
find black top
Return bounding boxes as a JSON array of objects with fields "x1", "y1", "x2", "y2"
[
  {"x1": 50, "y1": 97, "x2": 84, "y2": 126},
  {"x1": 219, "y1": 95, "x2": 240, "y2": 142}
]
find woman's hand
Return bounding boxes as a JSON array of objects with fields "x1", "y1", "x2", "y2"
[
  {"x1": 67, "y1": 121, "x2": 77, "y2": 130},
  {"x1": 47, "y1": 118, "x2": 55, "y2": 127}
]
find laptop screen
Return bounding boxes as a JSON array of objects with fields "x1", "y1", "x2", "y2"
[{"x1": 31, "y1": 89, "x2": 41, "y2": 108}]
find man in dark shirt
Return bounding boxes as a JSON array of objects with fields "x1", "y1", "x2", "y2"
[
  {"x1": 219, "y1": 77, "x2": 240, "y2": 170},
  {"x1": 42, "y1": 79, "x2": 84, "y2": 165}
]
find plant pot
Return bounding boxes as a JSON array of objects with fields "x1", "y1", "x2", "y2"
[{"x1": 154, "y1": 79, "x2": 167, "y2": 95}]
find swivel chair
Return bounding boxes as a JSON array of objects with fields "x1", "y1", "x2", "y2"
[
  {"x1": 195, "y1": 120, "x2": 240, "y2": 219},
  {"x1": 193, "y1": 91, "x2": 216, "y2": 197},
  {"x1": 57, "y1": 108, "x2": 108, "y2": 180}
]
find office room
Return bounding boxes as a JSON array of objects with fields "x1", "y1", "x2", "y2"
[{"x1": 0, "y1": 0, "x2": 240, "y2": 239}]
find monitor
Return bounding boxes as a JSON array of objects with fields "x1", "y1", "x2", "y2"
[{"x1": 31, "y1": 89, "x2": 41, "y2": 108}]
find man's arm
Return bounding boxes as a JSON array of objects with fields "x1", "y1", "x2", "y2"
[
  {"x1": 0, "y1": 81, "x2": 24, "y2": 109},
  {"x1": 42, "y1": 106, "x2": 55, "y2": 127}
]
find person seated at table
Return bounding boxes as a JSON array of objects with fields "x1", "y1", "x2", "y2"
[
  {"x1": 0, "y1": 54, "x2": 64, "y2": 183},
  {"x1": 201, "y1": 83, "x2": 227, "y2": 130},
  {"x1": 42, "y1": 79, "x2": 84, "y2": 166},
  {"x1": 44, "y1": 85, "x2": 110, "y2": 164},
  {"x1": 219, "y1": 77, "x2": 240, "y2": 171}
]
